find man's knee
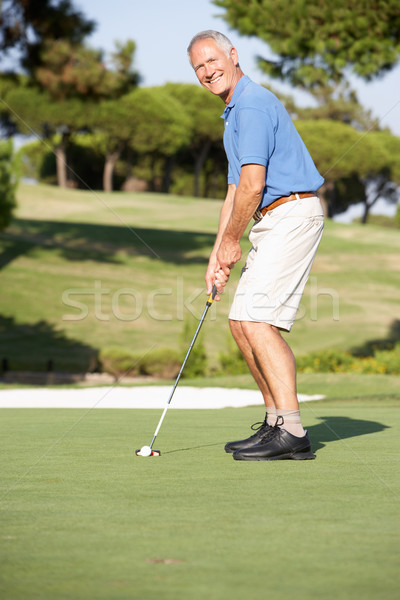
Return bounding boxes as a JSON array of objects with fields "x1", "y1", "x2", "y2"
[
  {"x1": 238, "y1": 320, "x2": 277, "y2": 342},
  {"x1": 229, "y1": 318, "x2": 242, "y2": 341}
]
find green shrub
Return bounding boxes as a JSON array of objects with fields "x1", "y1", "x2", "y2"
[
  {"x1": 373, "y1": 344, "x2": 400, "y2": 375},
  {"x1": 17, "y1": 139, "x2": 53, "y2": 183},
  {"x1": 297, "y1": 345, "x2": 400, "y2": 375},
  {"x1": 99, "y1": 346, "x2": 183, "y2": 380},
  {"x1": 0, "y1": 139, "x2": 18, "y2": 230},
  {"x1": 169, "y1": 170, "x2": 195, "y2": 196},
  {"x1": 217, "y1": 334, "x2": 248, "y2": 375},
  {"x1": 99, "y1": 346, "x2": 141, "y2": 378},
  {"x1": 179, "y1": 315, "x2": 208, "y2": 378},
  {"x1": 17, "y1": 135, "x2": 116, "y2": 190},
  {"x1": 297, "y1": 349, "x2": 355, "y2": 373},
  {"x1": 139, "y1": 348, "x2": 182, "y2": 379}
]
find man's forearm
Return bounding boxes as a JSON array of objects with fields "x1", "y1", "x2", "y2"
[
  {"x1": 211, "y1": 185, "x2": 236, "y2": 257},
  {"x1": 221, "y1": 164, "x2": 265, "y2": 243},
  {"x1": 216, "y1": 165, "x2": 265, "y2": 276},
  {"x1": 222, "y1": 186, "x2": 261, "y2": 242},
  {"x1": 205, "y1": 185, "x2": 237, "y2": 295}
]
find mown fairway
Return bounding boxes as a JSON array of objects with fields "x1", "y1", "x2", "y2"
[
  {"x1": 1, "y1": 388, "x2": 399, "y2": 600},
  {"x1": 1, "y1": 183, "x2": 400, "y2": 371},
  {"x1": 1, "y1": 184, "x2": 399, "y2": 598}
]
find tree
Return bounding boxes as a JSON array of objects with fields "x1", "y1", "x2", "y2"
[
  {"x1": 122, "y1": 87, "x2": 191, "y2": 192},
  {"x1": 295, "y1": 119, "x2": 398, "y2": 220},
  {"x1": 164, "y1": 83, "x2": 224, "y2": 196},
  {"x1": 214, "y1": 0, "x2": 400, "y2": 89},
  {"x1": 34, "y1": 38, "x2": 140, "y2": 101},
  {"x1": 360, "y1": 131, "x2": 400, "y2": 223},
  {"x1": 264, "y1": 81, "x2": 379, "y2": 134},
  {"x1": 0, "y1": 72, "x2": 20, "y2": 137},
  {"x1": 359, "y1": 168, "x2": 399, "y2": 223},
  {"x1": 0, "y1": 0, "x2": 95, "y2": 74},
  {"x1": 0, "y1": 1, "x2": 97, "y2": 187},
  {"x1": 294, "y1": 84, "x2": 379, "y2": 131},
  {"x1": 1, "y1": 2, "x2": 140, "y2": 189},
  {"x1": 5, "y1": 85, "x2": 86, "y2": 187},
  {"x1": 84, "y1": 86, "x2": 191, "y2": 193},
  {"x1": 0, "y1": 139, "x2": 18, "y2": 230},
  {"x1": 215, "y1": 1, "x2": 400, "y2": 221},
  {"x1": 4, "y1": 37, "x2": 140, "y2": 188},
  {"x1": 86, "y1": 100, "x2": 133, "y2": 192}
]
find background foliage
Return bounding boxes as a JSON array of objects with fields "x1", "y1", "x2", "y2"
[
  {"x1": 214, "y1": 0, "x2": 400, "y2": 87},
  {"x1": 1, "y1": 0, "x2": 400, "y2": 223},
  {"x1": 0, "y1": 183, "x2": 399, "y2": 377},
  {"x1": 0, "y1": 1, "x2": 400, "y2": 378},
  {"x1": 0, "y1": 139, "x2": 18, "y2": 230}
]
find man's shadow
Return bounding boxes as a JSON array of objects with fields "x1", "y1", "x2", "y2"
[{"x1": 308, "y1": 416, "x2": 390, "y2": 453}]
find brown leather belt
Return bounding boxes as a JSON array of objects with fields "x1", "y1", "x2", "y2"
[{"x1": 253, "y1": 192, "x2": 316, "y2": 222}]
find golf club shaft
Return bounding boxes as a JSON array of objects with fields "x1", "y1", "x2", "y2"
[{"x1": 149, "y1": 285, "x2": 217, "y2": 449}]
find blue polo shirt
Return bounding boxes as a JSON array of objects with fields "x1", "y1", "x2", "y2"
[{"x1": 222, "y1": 76, "x2": 324, "y2": 209}]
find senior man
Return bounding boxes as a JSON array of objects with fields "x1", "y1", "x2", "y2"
[{"x1": 188, "y1": 30, "x2": 324, "y2": 461}]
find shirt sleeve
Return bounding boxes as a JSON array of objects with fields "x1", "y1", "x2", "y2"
[{"x1": 237, "y1": 106, "x2": 275, "y2": 167}]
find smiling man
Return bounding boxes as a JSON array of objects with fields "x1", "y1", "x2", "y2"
[{"x1": 187, "y1": 30, "x2": 325, "y2": 461}]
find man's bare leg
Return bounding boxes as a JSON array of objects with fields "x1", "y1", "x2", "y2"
[
  {"x1": 229, "y1": 320, "x2": 275, "y2": 410},
  {"x1": 238, "y1": 321, "x2": 305, "y2": 437},
  {"x1": 239, "y1": 321, "x2": 297, "y2": 407},
  {"x1": 224, "y1": 320, "x2": 277, "y2": 453}
]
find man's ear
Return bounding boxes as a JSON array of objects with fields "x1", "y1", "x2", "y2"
[{"x1": 230, "y1": 47, "x2": 239, "y2": 66}]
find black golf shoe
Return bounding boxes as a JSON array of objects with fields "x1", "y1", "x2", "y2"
[
  {"x1": 224, "y1": 413, "x2": 274, "y2": 454},
  {"x1": 232, "y1": 424, "x2": 316, "y2": 461}
]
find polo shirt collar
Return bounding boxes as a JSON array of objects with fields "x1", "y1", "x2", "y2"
[
  {"x1": 227, "y1": 75, "x2": 250, "y2": 108},
  {"x1": 221, "y1": 75, "x2": 251, "y2": 118}
]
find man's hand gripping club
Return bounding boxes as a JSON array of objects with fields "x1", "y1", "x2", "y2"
[
  {"x1": 205, "y1": 164, "x2": 265, "y2": 300},
  {"x1": 205, "y1": 235, "x2": 242, "y2": 301}
]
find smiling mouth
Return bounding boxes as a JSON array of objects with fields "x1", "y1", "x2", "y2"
[{"x1": 208, "y1": 75, "x2": 223, "y2": 85}]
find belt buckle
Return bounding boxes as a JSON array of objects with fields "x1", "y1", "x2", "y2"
[{"x1": 253, "y1": 209, "x2": 263, "y2": 222}]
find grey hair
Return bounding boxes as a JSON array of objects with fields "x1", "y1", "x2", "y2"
[{"x1": 187, "y1": 30, "x2": 234, "y2": 62}]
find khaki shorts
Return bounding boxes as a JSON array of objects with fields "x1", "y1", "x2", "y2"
[{"x1": 229, "y1": 196, "x2": 324, "y2": 331}]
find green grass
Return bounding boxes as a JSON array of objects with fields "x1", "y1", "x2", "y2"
[
  {"x1": 1, "y1": 394, "x2": 399, "y2": 600},
  {"x1": 176, "y1": 372, "x2": 400, "y2": 400},
  {"x1": 1, "y1": 183, "x2": 400, "y2": 371},
  {"x1": 354, "y1": 214, "x2": 399, "y2": 229},
  {"x1": 2, "y1": 185, "x2": 399, "y2": 598}
]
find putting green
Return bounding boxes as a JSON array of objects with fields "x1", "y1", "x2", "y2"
[{"x1": 1, "y1": 397, "x2": 399, "y2": 599}]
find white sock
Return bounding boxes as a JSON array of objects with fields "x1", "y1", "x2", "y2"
[
  {"x1": 276, "y1": 409, "x2": 305, "y2": 437},
  {"x1": 266, "y1": 406, "x2": 277, "y2": 426}
]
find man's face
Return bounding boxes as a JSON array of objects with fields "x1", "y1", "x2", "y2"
[{"x1": 190, "y1": 38, "x2": 240, "y2": 104}]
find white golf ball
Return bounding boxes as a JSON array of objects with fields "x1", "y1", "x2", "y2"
[{"x1": 140, "y1": 445, "x2": 152, "y2": 457}]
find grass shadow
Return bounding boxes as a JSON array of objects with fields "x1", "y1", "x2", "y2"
[
  {"x1": 163, "y1": 442, "x2": 222, "y2": 455},
  {"x1": 164, "y1": 417, "x2": 389, "y2": 456},
  {"x1": 0, "y1": 237, "x2": 32, "y2": 270},
  {"x1": 0, "y1": 315, "x2": 98, "y2": 373},
  {"x1": 350, "y1": 319, "x2": 400, "y2": 355},
  {"x1": 2, "y1": 219, "x2": 215, "y2": 268},
  {"x1": 308, "y1": 415, "x2": 390, "y2": 453}
]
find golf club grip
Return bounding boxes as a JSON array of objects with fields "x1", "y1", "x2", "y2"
[{"x1": 207, "y1": 284, "x2": 218, "y2": 305}]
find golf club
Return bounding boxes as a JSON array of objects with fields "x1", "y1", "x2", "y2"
[{"x1": 136, "y1": 284, "x2": 218, "y2": 457}]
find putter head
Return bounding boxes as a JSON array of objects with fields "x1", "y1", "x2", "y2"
[{"x1": 135, "y1": 449, "x2": 161, "y2": 457}]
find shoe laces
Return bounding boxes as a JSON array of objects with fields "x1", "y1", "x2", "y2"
[
  {"x1": 273, "y1": 416, "x2": 284, "y2": 428},
  {"x1": 259, "y1": 416, "x2": 284, "y2": 441},
  {"x1": 249, "y1": 414, "x2": 278, "y2": 442},
  {"x1": 250, "y1": 415, "x2": 269, "y2": 432}
]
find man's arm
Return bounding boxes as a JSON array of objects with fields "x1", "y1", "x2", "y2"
[
  {"x1": 217, "y1": 163, "x2": 266, "y2": 277},
  {"x1": 205, "y1": 183, "x2": 236, "y2": 297}
]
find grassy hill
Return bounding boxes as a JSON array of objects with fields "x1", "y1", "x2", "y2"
[{"x1": 1, "y1": 183, "x2": 399, "y2": 372}]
